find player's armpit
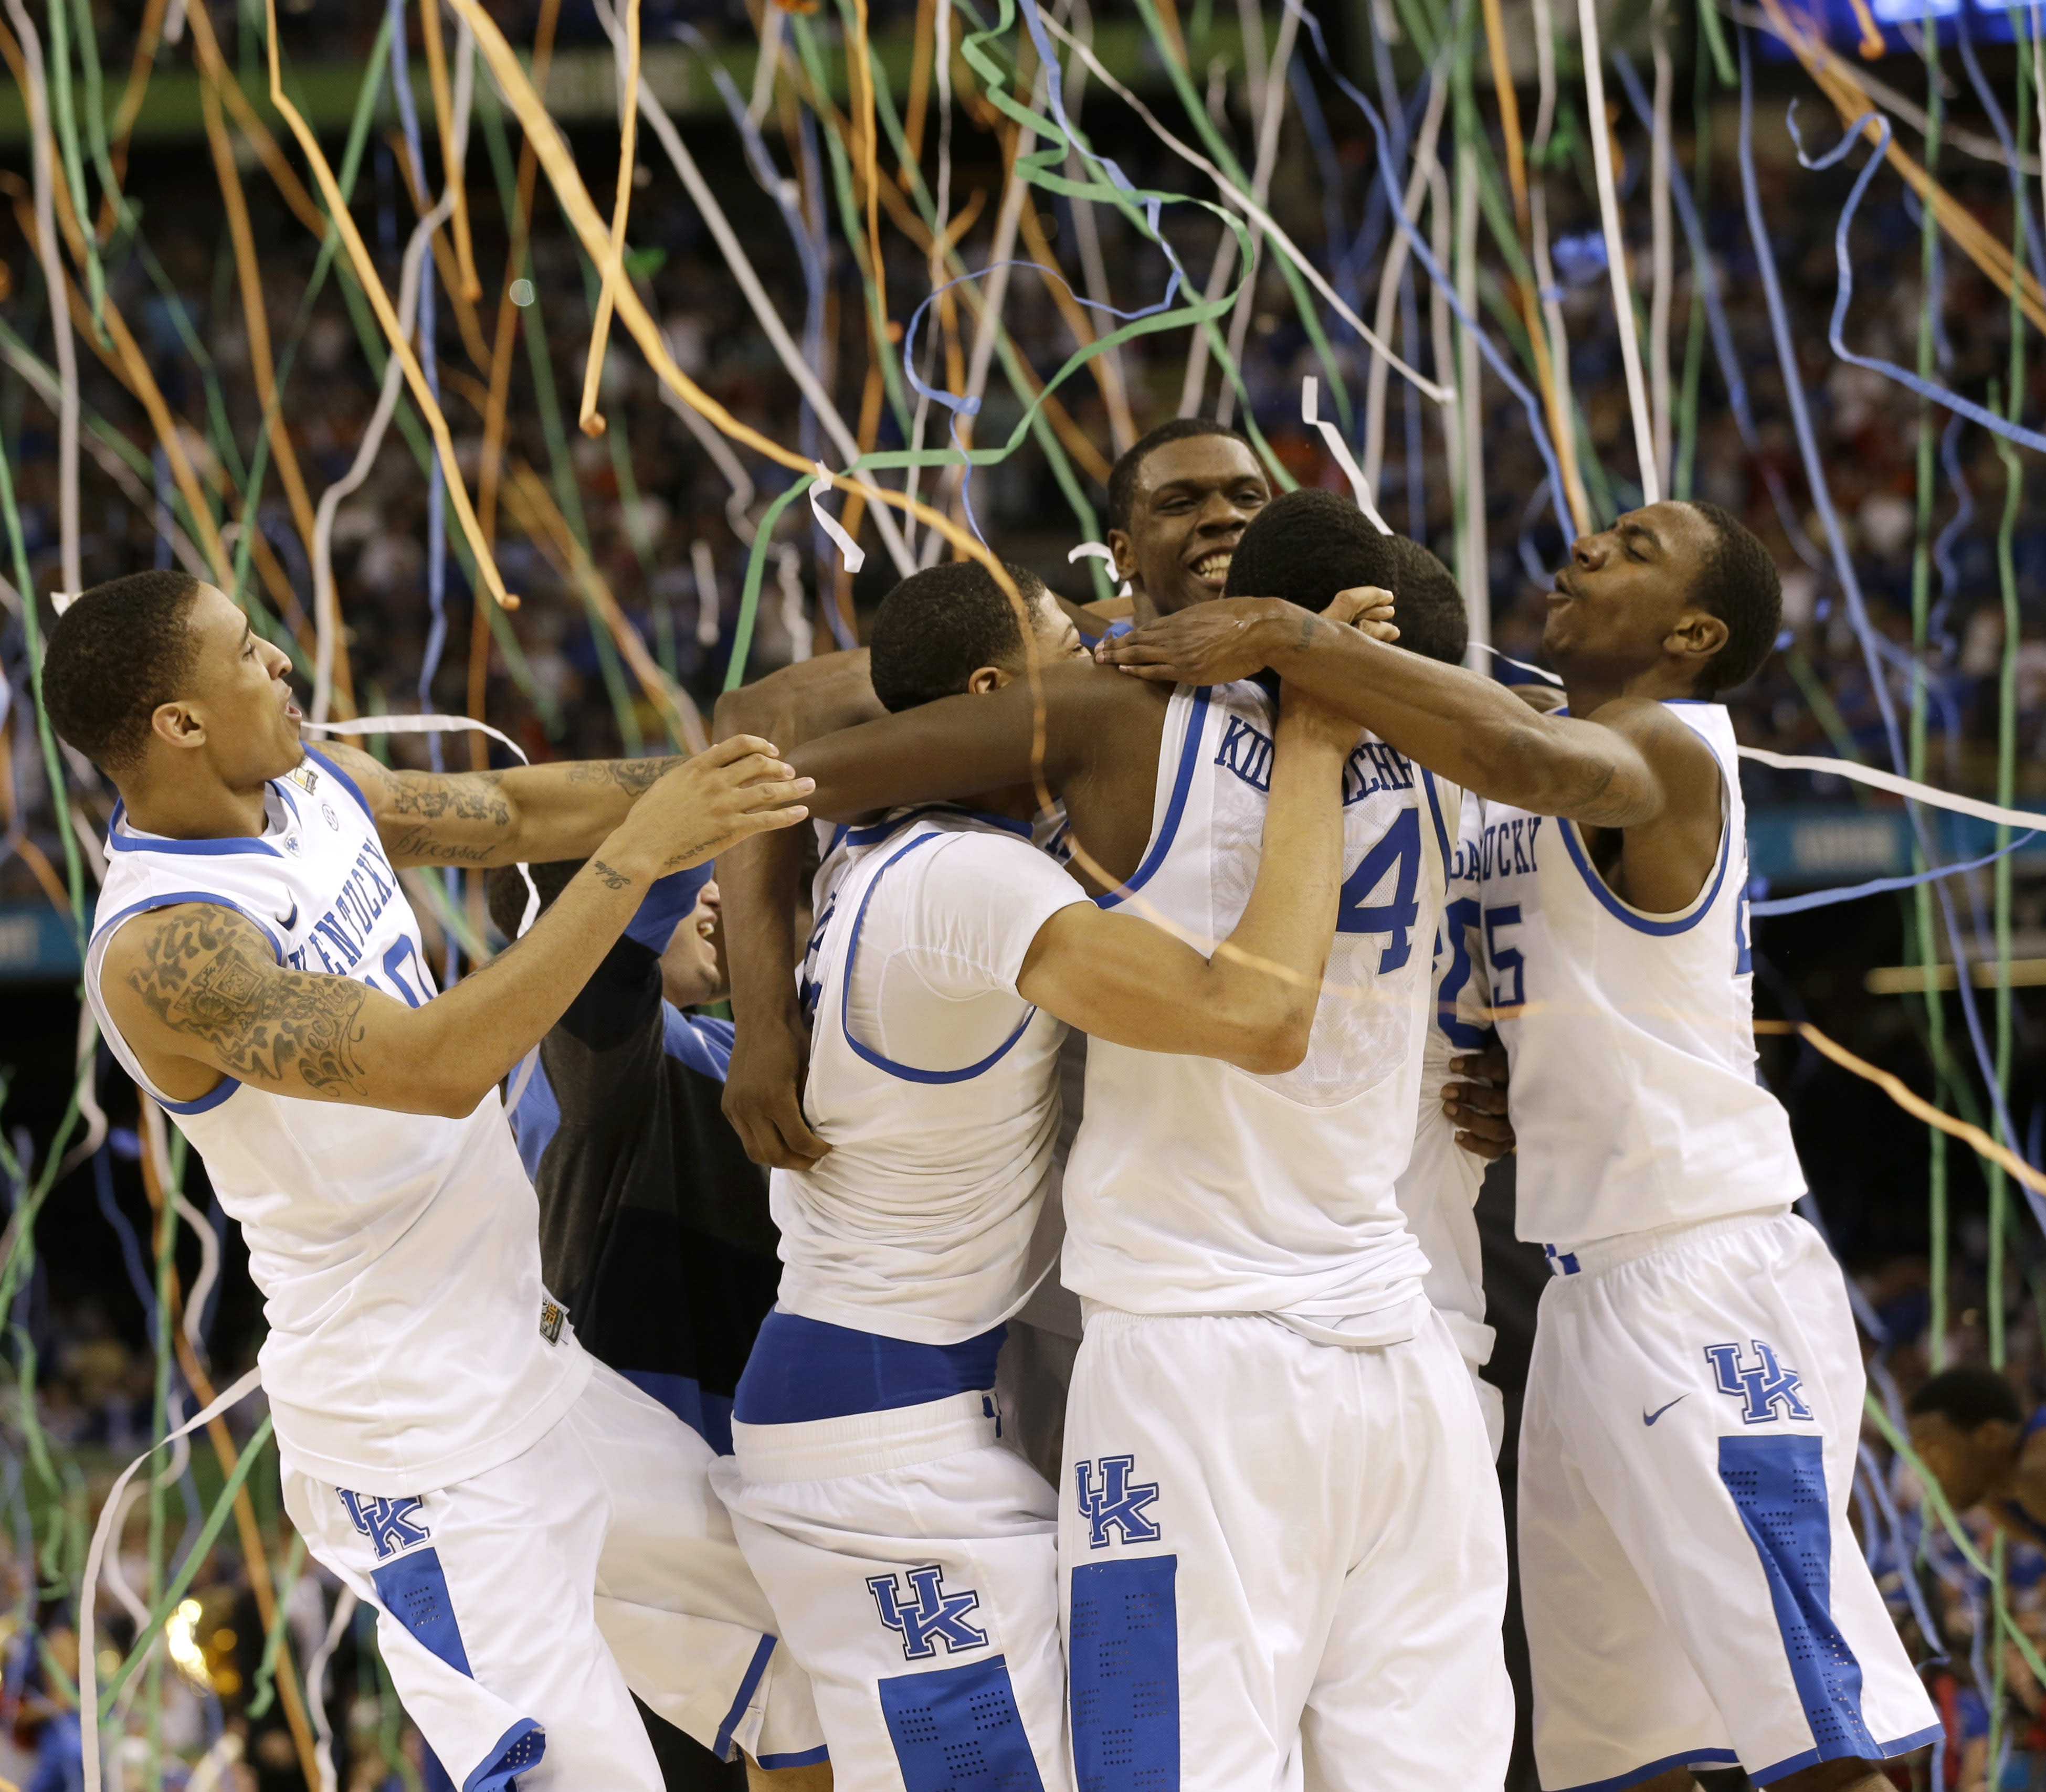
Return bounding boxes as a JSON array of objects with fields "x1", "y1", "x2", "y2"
[{"x1": 101, "y1": 902, "x2": 419, "y2": 1109}]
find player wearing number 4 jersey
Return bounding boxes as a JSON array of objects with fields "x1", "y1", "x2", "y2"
[
  {"x1": 723, "y1": 460, "x2": 1512, "y2": 1792},
  {"x1": 44, "y1": 572, "x2": 829, "y2": 1792},
  {"x1": 1106, "y1": 499, "x2": 1939, "y2": 1792},
  {"x1": 709, "y1": 561, "x2": 1364, "y2": 1792}
]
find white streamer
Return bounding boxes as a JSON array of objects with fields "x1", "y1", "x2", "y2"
[
  {"x1": 808, "y1": 464, "x2": 867, "y2": 575},
  {"x1": 300, "y1": 712, "x2": 530, "y2": 763},
  {"x1": 81, "y1": 1367, "x2": 265, "y2": 1792},
  {"x1": 1734, "y1": 748, "x2": 2046, "y2": 831},
  {"x1": 1302, "y1": 378, "x2": 1391, "y2": 533},
  {"x1": 305, "y1": 1586, "x2": 359, "y2": 1792}
]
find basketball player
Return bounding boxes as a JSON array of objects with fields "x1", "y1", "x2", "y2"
[
  {"x1": 721, "y1": 508, "x2": 1512, "y2": 1791},
  {"x1": 1101, "y1": 500, "x2": 1941, "y2": 1792},
  {"x1": 1907, "y1": 1367, "x2": 2046, "y2": 1544},
  {"x1": 41, "y1": 572, "x2": 829, "y2": 1790},
  {"x1": 711, "y1": 560, "x2": 1361, "y2": 1790}
]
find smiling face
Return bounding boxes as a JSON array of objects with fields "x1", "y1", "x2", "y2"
[
  {"x1": 1110, "y1": 436, "x2": 1272, "y2": 618},
  {"x1": 1542, "y1": 501, "x2": 1728, "y2": 694},
  {"x1": 660, "y1": 881, "x2": 726, "y2": 1010},
  {"x1": 155, "y1": 584, "x2": 305, "y2": 789}
]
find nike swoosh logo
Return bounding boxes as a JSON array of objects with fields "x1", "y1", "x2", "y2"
[
  {"x1": 278, "y1": 901, "x2": 298, "y2": 930},
  {"x1": 1642, "y1": 1396, "x2": 1689, "y2": 1426}
]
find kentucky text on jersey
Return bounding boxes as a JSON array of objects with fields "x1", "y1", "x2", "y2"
[
  {"x1": 286, "y1": 840, "x2": 399, "y2": 974},
  {"x1": 1214, "y1": 714, "x2": 1414, "y2": 805},
  {"x1": 1477, "y1": 815, "x2": 1545, "y2": 883}
]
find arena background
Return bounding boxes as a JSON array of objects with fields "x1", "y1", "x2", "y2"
[{"x1": 3, "y1": 0, "x2": 2045, "y2": 1783}]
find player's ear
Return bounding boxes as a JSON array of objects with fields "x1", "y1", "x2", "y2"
[
  {"x1": 149, "y1": 698, "x2": 207, "y2": 752},
  {"x1": 966, "y1": 664, "x2": 1013, "y2": 695},
  {"x1": 1664, "y1": 606, "x2": 1728, "y2": 671},
  {"x1": 1107, "y1": 528, "x2": 1136, "y2": 582}
]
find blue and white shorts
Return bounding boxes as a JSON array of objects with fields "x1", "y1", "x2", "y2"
[
  {"x1": 283, "y1": 1362, "x2": 825, "y2": 1790},
  {"x1": 1522, "y1": 1208, "x2": 1939, "y2": 1791}
]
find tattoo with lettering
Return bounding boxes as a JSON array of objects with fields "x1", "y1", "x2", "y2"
[
  {"x1": 125, "y1": 906, "x2": 372, "y2": 1096},
  {"x1": 385, "y1": 825, "x2": 498, "y2": 866},
  {"x1": 566, "y1": 757, "x2": 683, "y2": 797},
  {"x1": 589, "y1": 859, "x2": 634, "y2": 890}
]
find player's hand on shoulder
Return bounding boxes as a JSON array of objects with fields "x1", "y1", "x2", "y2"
[
  {"x1": 1443, "y1": 1040, "x2": 1515, "y2": 1160},
  {"x1": 611, "y1": 735, "x2": 814, "y2": 877},
  {"x1": 1096, "y1": 596, "x2": 1300, "y2": 685},
  {"x1": 722, "y1": 1006, "x2": 832, "y2": 1171}
]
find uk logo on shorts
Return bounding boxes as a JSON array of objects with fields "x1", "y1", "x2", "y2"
[
  {"x1": 1704, "y1": 1340, "x2": 1813, "y2": 1424},
  {"x1": 339, "y1": 1490, "x2": 430, "y2": 1560},
  {"x1": 867, "y1": 1565, "x2": 988, "y2": 1660},
  {"x1": 1074, "y1": 1454, "x2": 1162, "y2": 1549}
]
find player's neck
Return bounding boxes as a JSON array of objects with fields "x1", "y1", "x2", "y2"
[
  {"x1": 119, "y1": 761, "x2": 271, "y2": 842},
  {"x1": 1558, "y1": 659, "x2": 1702, "y2": 718}
]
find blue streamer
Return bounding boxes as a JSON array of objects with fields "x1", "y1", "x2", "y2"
[
  {"x1": 1788, "y1": 104, "x2": 2046, "y2": 455},
  {"x1": 1284, "y1": 0, "x2": 1574, "y2": 532},
  {"x1": 1750, "y1": 833, "x2": 2038, "y2": 916}
]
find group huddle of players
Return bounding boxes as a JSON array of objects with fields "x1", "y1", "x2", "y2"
[{"x1": 36, "y1": 417, "x2": 1943, "y2": 1792}]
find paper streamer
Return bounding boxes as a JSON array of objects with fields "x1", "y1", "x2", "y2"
[
  {"x1": 1302, "y1": 377, "x2": 1390, "y2": 534},
  {"x1": 808, "y1": 463, "x2": 867, "y2": 575}
]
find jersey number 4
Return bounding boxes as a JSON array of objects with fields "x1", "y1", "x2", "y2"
[{"x1": 1336, "y1": 808, "x2": 1420, "y2": 972}]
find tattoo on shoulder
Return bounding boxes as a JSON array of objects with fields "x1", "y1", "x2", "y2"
[
  {"x1": 123, "y1": 906, "x2": 372, "y2": 1096},
  {"x1": 566, "y1": 756, "x2": 681, "y2": 796}
]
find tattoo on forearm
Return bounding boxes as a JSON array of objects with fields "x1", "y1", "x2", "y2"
[
  {"x1": 376, "y1": 767, "x2": 510, "y2": 825},
  {"x1": 589, "y1": 859, "x2": 634, "y2": 890},
  {"x1": 126, "y1": 908, "x2": 372, "y2": 1096},
  {"x1": 566, "y1": 756, "x2": 682, "y2": 797},
  {"x1": 386, "y1": 825, "x2": 499, "y2": 866}
]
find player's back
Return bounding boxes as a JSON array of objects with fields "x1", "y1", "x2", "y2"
[
  {"x1": 772, "y1": 806, "x2": 1089, "y2": 1344},
  {"x1": 1061, "y1": 679, "x2": 1452, "y2": 1333},
  {"x1": 1477, "y1": 699, "x2": 1803, "y2": 1248},
  {"x1": 86, "y1": 749, "x2": 587, "y2": 1493}
]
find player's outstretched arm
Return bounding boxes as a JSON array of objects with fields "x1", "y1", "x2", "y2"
[
  {"x1": 101, "y1": 740, "x2": 811, "y2": 1118},
  {"x1": 317, "y1": 739, "x2": 774, "y2": 872},
  {"x1": 1013, "y1": 681, "x2": 1356, "y2": 1074},
  {"x1": 1100, "y1": 597, "x2": 1716, "y2": 830}
]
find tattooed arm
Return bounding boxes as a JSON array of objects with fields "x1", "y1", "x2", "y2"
[
  {"x1": 316, "y1": 740, "x2": 700, "y2": 871},
  {"x1": 100, "y1": 739, "x2": 814, "y2": 1117}
]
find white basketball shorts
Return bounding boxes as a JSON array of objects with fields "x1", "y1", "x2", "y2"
[
  {"x1": 1058, "y1": 1306, "x2": 1512, "y2": 1792},
  {"x1": 712, "y1": 1390, "x2": 1072, "y2": 1792},
  {"x1": 283, "y1": 1362, "x2": 826, "y2": 1789},
  {"x1": 1521, "y1": 1207, "x2": 1940, "y2": 1791}
]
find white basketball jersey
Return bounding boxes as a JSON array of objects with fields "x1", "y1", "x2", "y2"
[
  {"x1": 774, "y1": 808, "x2": 1090, "y2": 1344},
  {"x1": 85, "y1": 747, "x2": 589, "y2": 1495},
  {"x1": 1061, "y1": 681, "x2": 1450, "y2": 1334},
  {"x1": 1477, "y1": 702, "x2": 1805, "y2": 1248}
]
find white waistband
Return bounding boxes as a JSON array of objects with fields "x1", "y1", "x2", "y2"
[
  {"x1": 1542, "y1": 1205, "x2": 1794, "y2": 1279},
  {"x1": 1078, "y1": 1292, "x2": 1426, "y2": 1350},
  {"x1": 729, "y1": 1389, "x2": 999, "y2": 1484}
]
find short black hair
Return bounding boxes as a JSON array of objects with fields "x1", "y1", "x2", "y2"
[
  {"x1": 1106, "y1": 419, "x2": 1258, "y2": 534},
  {"x1": 1908, "y1": 1366, "x2": 2026, "y2": 1432},
  {"x1": 869, "y1": 561, "x2": 1048, "y2": 714},
  {"x1": 1224, "y1": 489, "x2": 1468, "y2": 667},
  {"x1": 41, "y1": 570, "x2": 207, "y2": 773},
  {"x1": 1684, "y1": 501, "x2": 1780, "y2": 694},
  {"x1": 485, "y1": 858, "x2": 581, "y2": 941}
]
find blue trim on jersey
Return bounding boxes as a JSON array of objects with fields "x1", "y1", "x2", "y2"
[
  {"x1": 1753, "y1": 1724, "x2": 1943, "y2": 1787},
  {"x1": 370, "y1": 1547, "x2": 473, "y2": 1675},
  {"x1": 302, "y1": 745, "x2": 376, "y2": 823},
  {"x1": 462, "y1": 1719, "x2": 545, "y2": 1792},
  {"x1": 878, "y1": 1657, "x2": 1047, "y2": 1791},
  {"x1": 1719, "y1": 1434, "x2": 1879, "y2": 1767},
  {"x1": 1069, "y1": 1556, "x2": 1178, "y2": 1790},
  {"x1": 1420, "y1": 767, "x2": 1451, "y2": 871},
  {"x1": 714, "y1": 1634, "x2": 778, "y2": 1762},
  {"x1": 1095, "y1": 685, "x2": 1212, "y2": 911},
  {"x1": 838, "y1": 832, "x2": 1039, "y2": 1085},
  {"x1": 106, "y1": 801, "x2": 281, "y2": 856},
  {"x1": 756, "y1": 1745, "x2": 832, "y2": 1769},
  {"x1": 1545, "y1": 1748, "x2": 1743, "y2": 1792},
  {"x1": 734, "y1": 1311, "x2": 1007, "y2": 1423},
  {"x1": 93, "y1": 892, "x2": 287, "y2": 967},
  {"x1": 158, "y1": 1075, "x2": 241, "y2": 1118},
  {"x1": 1556, "y1": 797, "x2": 1733, "y2": 936},
  {"x1": 845, "y1": 807, "x2": 1035, "y2": 850}
]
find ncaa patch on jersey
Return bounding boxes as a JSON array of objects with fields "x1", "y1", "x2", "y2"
[{"x1": 539, "y1": 1299, "x2": 565, "y2": 1344}]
